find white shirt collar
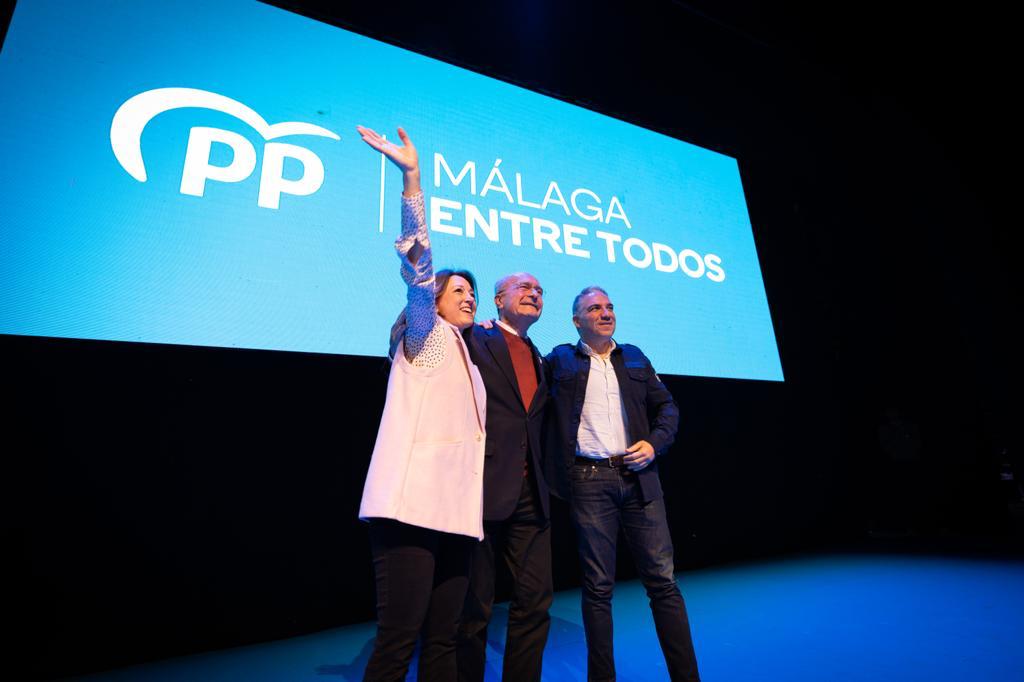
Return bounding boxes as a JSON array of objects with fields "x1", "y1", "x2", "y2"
[
  {"x1": 495, "y1": 319, "x2": 524, "y2": 339},
  {"x1": 579, "y1": 338, "x2": 616, "y2": 360}
]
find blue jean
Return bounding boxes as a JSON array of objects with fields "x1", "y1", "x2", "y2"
[{"x1": 570, "y1": 462, "x2": 700, "y2": 682}]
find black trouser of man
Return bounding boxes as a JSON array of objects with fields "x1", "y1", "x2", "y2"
[
  {"x1": 363, "y1": 519, "x2": 475, "y2": 682},
  {"x1": 457, "y1": 473, "x2": 553, "y2": 682}
]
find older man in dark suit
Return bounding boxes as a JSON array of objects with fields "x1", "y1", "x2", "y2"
[{"x1": 457, "y1": 272, "x2": 552, "y2": 682}]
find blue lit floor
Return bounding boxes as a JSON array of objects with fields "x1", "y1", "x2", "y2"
[{"x1": 74, "y1": 554, "x2": 1024, "y2": 681}]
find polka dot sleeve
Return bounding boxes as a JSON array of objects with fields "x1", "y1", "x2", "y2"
[{"x1": 396, "y1": 192, "x2": 448, "y2": 369}]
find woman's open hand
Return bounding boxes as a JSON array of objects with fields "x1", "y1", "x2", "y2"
[{"x1": 357, "y1": 126, "x2": 418, "y2": 173}]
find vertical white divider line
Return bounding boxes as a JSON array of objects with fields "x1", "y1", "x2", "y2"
[{"x1": 378, "y1": 134, "x2": 386, "y2": 233}]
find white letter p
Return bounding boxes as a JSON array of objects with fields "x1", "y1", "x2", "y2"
[
  {"x1": 179, "y1": 126, "x2": 257, "y2": 197},
  {"x1": 257, "y1": 142, "x2": 326, "y2": 210}
]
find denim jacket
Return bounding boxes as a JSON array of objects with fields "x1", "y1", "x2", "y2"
[{"x1": 544, "y1": 342, "x2": 679, "y2": 502}]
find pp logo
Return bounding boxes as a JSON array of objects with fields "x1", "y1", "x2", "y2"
[{"x1": 110, "y1": 87, "x2": 339, "y2": 209}]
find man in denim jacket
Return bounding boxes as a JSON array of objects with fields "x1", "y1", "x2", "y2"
[{"x1": 544, "y1": 285, "x2": 700, "y2": 682}]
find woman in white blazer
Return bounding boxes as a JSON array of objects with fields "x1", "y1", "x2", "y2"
[{"x1": 355, "y1": 126, "x2": 487, "y2": 682}]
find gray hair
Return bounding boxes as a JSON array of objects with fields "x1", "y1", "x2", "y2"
[{"x1": 572, "y1": 285, "x2": 610, "y2": 316}]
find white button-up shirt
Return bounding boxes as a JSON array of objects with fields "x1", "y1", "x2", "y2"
[{"x1": 576, "y1": 340, "x2": 629, "y2": 459}]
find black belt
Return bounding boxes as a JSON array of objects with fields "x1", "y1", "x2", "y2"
[{"x1": 575, "y1": 455, "x2": 627, "y2": 468}]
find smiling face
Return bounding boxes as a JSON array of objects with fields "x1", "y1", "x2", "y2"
[
  {"x1": 573, "y1": 290, "x2": 616, "y2": 344},
  {"x1": 494, "y1": 273, "x2": 544, "y2": 328},
  {"x1": 436, "y1": 275, "x2": 477, "y2": 330}
]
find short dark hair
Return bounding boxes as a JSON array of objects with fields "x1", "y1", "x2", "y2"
[
  {"x1": 572, "y1": 285, "x2": 610, "y2": 316},
  {"x1": 434, "y1": 268, "x2": 477, "y2": 302}
]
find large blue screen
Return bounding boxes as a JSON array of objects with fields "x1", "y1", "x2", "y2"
[{"x1": 0, "y1": 0, "x2": 783, "y2": 380}]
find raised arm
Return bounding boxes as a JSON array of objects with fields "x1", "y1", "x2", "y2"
[{"x1": 358, "y1": 126, "x2": 444, "y2": 365}]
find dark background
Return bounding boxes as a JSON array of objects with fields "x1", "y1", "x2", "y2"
[{"x1": 3, "y1": 1, "x2": 1017, "y2": 678}]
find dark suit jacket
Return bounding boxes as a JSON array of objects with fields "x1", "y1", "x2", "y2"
[
  {"x1": 463, "y1": 325, "x2": 551, "y2": 521},
  {"x1": 544, "y1": 342, "x2": 679, "y2": 503}
]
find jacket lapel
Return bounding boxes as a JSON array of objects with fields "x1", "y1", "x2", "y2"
[
  {"x1": 526, "y1": 338, "x2": 547, "y2": 416},
  {"x1": 483, "y1": 327, "x2": 524, "y2": 407},
  {"x1": 576, "y1": 346, "x2": 591, "y2": 409},
  {"x1": 452, "y1": 324, "x2": 486, "y2": 431},
  {"x1": 609, "y1": 349, "x2": 634, "y2": 441}
]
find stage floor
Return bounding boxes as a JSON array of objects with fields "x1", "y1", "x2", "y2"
[{"x1": 72, "y1": 553, "x2": 1024, "y2": 681}]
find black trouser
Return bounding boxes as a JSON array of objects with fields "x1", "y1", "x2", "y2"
[
  {"x1": 457, "y1": 475, "x2": 553, "y2": 682},
  {"x1": 363, "y1": 519, "x2": 475, "y2": 682}
]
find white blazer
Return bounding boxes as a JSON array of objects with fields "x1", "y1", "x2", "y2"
[{"x1": 359, "y1": 317, "x2": 487, "y2": 539}]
